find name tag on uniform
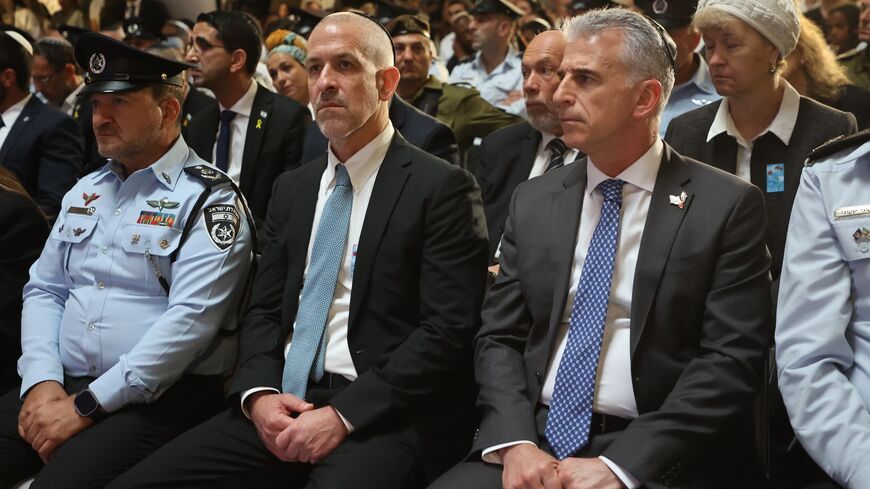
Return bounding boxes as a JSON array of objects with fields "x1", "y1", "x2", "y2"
[
  {"x1": 834, "y1": 204, "x2": 870, "y2": 220},
  {"x1": 766, "y1": 164, "x2": 785, "y2": 193}
]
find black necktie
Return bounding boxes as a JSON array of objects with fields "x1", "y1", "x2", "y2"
[
  {"x1": 216, "y1": 110, "x2": 236, "y2": 172},
  {"x1": 545, "y1": 138, "x2": 568, "y2": 173}
]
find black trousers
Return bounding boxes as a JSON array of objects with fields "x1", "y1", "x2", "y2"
[
  {"x1": 0, "y1": 375, "x2": 224, "y2": 489},
  {"x1": 106, "y1": 382, "x2": 427, "y2": 489}
]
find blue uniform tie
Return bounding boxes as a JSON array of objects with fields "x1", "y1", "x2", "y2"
[
  {"x1": 281, "y1": 165, "x2": 353, "y2": 398},
  {"x1": 545, "y1": 178, "x2": 625, "y2": 460},
  {"x1": 215, "y1": 110, "x2": 236, "y2": 172}
]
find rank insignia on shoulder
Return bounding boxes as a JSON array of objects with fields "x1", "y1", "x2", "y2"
[
  {"x1": 807, "y1": 129, "x2": 870, "y2": 165},
  {"x1": 204, "y1": 204, "x2": 240, "y2": 251},
  {"x1": 185, "y1": 165, "x2": 229, "y2": 184}
]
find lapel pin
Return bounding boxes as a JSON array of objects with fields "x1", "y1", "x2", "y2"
[
  {"x1": 159, "y1": 238, "x2": 171, "y2": 249},
  {"x1": 260, "y1": 110, "x2": 268, "y2": 118},
  {"x1": 669, "y1": 191, "x2": 687, "y2": 210},
  {"x1": 73, "y1": 227, "x2": 85, "y2": 236},
  {"x1": 256, "y1": 118, "x2": 263, "y2": 130},
  {"x1": 853, "y1": 227, "x2": 870, "y2": 253},
  {"x1": 83, "y1": 192, "x2": 100, "y2": 206},
  {"x1": 131, "y1": 234, "x2": 141, "y2": 245},
  {"x1": 162, "y1": 172, "x2": 172, "y2": 185}
]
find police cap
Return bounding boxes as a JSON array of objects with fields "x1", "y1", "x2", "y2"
[
  {"x1": 75, "y1": 32, "x2": 194, "y2": 96},
  {"x1": 387, "y1": 14, "x2": 431, "y2": 39},
  {"x1": 123, "y1": 16, "x2": 164, "y2": 41},
  {"x1": 469, "y1": 0, "x2": 524, "y2": 19},
  {"x1": 636, "y1": 0, "x2": 698, "y2": 29},
  {"x1": 58, "y1": 24, "x2": 89, "y2": 46}
]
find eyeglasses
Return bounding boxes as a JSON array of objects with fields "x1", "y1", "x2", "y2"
[
  {"x1": 33, "y1": 73, "x2": 54, "y2": 84},
  {"x1": 644, "y1": 16, "x2": 678, "y2": 75},
  {"x1": 186, "y1": 37, "x2": 227, "y2": 56}
]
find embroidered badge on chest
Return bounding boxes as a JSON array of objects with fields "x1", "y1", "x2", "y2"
[{"x1": 204, "y1": 204, "x2": 240, "y2": 251}]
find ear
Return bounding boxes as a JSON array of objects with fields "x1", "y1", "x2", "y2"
[
  {"x1": 0, "y1": 68, "x2": 15, "y2": 88},
  {"x1": 229, "y1": 48, "x2": 248, "y2": 74},
  {"x1": 633, "y1": 79, "x2": 662, "y2": 120},
  {"x1": 63, "y1": 63, "x2": 77, "y2": 78},
  {"x1": 159, "y1": 95, "x2": 182, "y2": 126},
  {"x1": 376, "y1": 66, "x2": 401, "y2": 101}
]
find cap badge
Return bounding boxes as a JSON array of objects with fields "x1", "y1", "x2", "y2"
[
  {"x1": 653, "y1": 0, "x2": 668, "y2": 14},
  {"x1": 89, "y1": 53, "x2": 106, "y2": 74}
]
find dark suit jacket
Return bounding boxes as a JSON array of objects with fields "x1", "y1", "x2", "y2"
[
  {"x1": 473, "y1": 145, "x2": 772, "y2": 488},
  {"x1": 665, "y1": 97, "x2": 856, "y2": 278},
  {"x1": 229, "y1": 134, "x2": 489, "y2": 479},
  {"x1": 302, "y1": 95, "x2": 461, "y2": 166},
  {"x1": 0, "y1": 96, "x2": 84, "y2": 219},
  {"x1": 474, "y1": 121, "x2": 540, "y2": 259},
  {"x1": 184, "y1": 83, "x2": 308, "y2": 223},
  {"x1": 0, "y1": 189, "x2": 48, "y2": 393},
  {"x1": 71, "y1": 95, "x2": 101, "y2": 167}
]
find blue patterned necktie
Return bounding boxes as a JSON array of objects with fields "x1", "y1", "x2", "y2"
[
  {"x1": 545, "y1": 178, "x2": 625, "y2": 460},
  {"x1": 215, "y1": 110, "x2": 236, "y2": 172},
  {"x1": 281, "y1": 165, "x2": 354, "y2": 398}
]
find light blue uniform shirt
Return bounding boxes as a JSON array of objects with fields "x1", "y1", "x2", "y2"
[
  {"x1": 776, "y1": 141, "x2": 870, "y2": 488},
  {"x1": 18, "y1": 136, "x2": 253, "y2": 413},
  {"x1": 660, "y1": 55, "x2": 719, "y2": 137},
  {"x1": 448, "y1": 47, "x2": 526, "y2": 118}
]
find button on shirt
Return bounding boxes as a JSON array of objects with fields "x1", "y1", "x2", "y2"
[
  {"x1": 483, "y1": 139, "x2": 664, "y2": 489},
  {"x1": 660, "y1": 55, "x2": 719, "y2": 137},
  {"x1": 0, "y1": 94, "x2": 31, "y2": 152},
  {"x1": 240, "y1": 123, "x2": 395, "y2": 424},
  {"x1": 211, "y1": 79, "x2": 257, "y2": 184},
  {"x1": 449, "y1": 47, "x2": 526, "y2": 118},
  {"x1": 19, "y1": 136, "x2": 253, "y2": 412},
  {"x1": 776, "y1": 143, "x2": 870, "y2": 488},
  {"x1": 706, "y1": 82, "x2": 800, "y2": 182}
]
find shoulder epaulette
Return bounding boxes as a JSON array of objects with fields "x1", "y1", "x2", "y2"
[
  {"x1": 806, "y1": 129, "x2": 870, "y2": 166},
  {"x1": 184, "y1": 165, "x2": 232, "y2": 186}
]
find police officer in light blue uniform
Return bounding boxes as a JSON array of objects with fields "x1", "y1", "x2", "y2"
[
  {"x1": 448, "y1": 0, "x2": 527, "y2": 118},
  {"x1": 0, "y1": 32, "x2": 253, "y2": 489},
  {"x1": 636, "y1": 0, "x2": 720, "y2": 136},
  {"x1": 776, "y1": 130, "x2": 870, "y2": 489}
]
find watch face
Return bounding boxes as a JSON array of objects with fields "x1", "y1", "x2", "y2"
[{"x1": 74, "y1": 390, "x2": 99, "y2": 417}]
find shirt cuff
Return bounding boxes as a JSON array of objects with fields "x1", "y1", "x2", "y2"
[
  {"x1": 481, "y1": 440, "x2": 537, "y2": 464},
  {"x1": 332, "y1": 407, "x2": 355, "y2": 433},
  {"x1": 240, "y1": 387, "x2": 279, "y2": 419},
  {"x1": 599, "y1": 456, "x2": 641, "y2": 489}
]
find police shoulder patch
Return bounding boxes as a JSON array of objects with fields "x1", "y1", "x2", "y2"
[
  {"x1": 806, "y1": 129, "x2": 870, "y2": 166},
  {"x1": 185, "y1": 165, "x2": 231, "y2": 186},
  {"x1": 203, "y1": 204, "x2": 240, "y2": 251}
]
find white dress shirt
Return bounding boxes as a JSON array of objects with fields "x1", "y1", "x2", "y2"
[
  {"x1": 240, "y1": 123, "x2": 396, "y2": 431},
  {"x1": 706, "y1": 82, "x2": 800, "y2": 183},
  {"x1": 483, "y1": 139, "x2": 665, "y2": 489},
  {"x1": 61, "y1": 83, "x2": 84, "y2": 117},
  {"x1": 0, "y1": 94, "x2": 31, "y2": 152},
  {"x1": 527, "y1": 132, "x2": 581, "y2": 180},
  {"x1": 211, "y1": 79, "x2": 258, "y2": 184}
]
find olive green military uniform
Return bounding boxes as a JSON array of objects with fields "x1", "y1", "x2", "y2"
[{"x1": 841, "y1": 48, "x2": 870, "y2": 92}]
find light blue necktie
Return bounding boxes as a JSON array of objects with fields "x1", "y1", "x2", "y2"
[
  {"x1": 545, "y1": 178, "x2": 625, "y2": 460},
  {"x1": 281, "y1": 165, "x2": 353, "y2": 398}
]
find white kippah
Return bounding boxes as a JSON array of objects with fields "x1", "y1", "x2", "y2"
[
  {"x1": 696, "y1": 0, "x2": 800, "y2": 57},
  {"x1": 4, "y1": 30, "x2": 33, "y2": 56}
]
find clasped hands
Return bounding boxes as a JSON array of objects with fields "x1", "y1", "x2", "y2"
[
  {"x1": 17, "y1": 381, "x2": 94, "y2": 462},
  {"x1": 500, "y1": 443, "x2": 625, "y2": 489},
  {"x1": 247, "y1": 391, "x2": 348, "y2": 464}
]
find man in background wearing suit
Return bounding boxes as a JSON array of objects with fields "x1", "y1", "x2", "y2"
[
  {"x1": 184, "y1": 10, "x2": 309, "y2": 223},
  {"x1": 475, "y1": 30, "x2": 578, "y2": 261},
  {"x1": 0, "y1": 30, "x2": 84, "y2": 220},
  {"x1": 108, "y1": 11, "x2": 489, "y2": 489},
  {"x1": 431, "y1": 9, "x2": 771, "y2": 489}
]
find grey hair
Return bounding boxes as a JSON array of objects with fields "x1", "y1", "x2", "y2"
[
  {"x1": 317, "y1": 12, "x2": 394, "y2": 70},
  {"x1": 562, "y1": 8, "x2": 675, "y2": 116}
]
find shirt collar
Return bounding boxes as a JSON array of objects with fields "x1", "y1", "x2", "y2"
[
  {"x1": 586, "y1": 138, "x2": 663, "y2": 197},
  {"x1": 326, "y1": 123, "x2": 395, "y2": 195},
  {"x1": 2, "y1": 93, "x2": 31, "y2": 119},
  {"x1": 219, "y1": 79, "x2": 257, "y2": 117},
  {"x1": 99, "y1": 136, "x2": 189, "y2": 188},
  {"x1": 706, "y1": 81, "x2": 800, "y2": 146},
  {"x1": 62, "y1": 82, "x2": 84, "y2": 115}
]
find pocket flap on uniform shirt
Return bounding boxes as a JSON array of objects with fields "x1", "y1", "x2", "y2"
[
  {"x1": 52, "y1": 214, "x2": 99, "y2": 243},
  {"x1": 121, "y1": 224, "x2": 182, "y2": 257},
  {"x1": 834, "y1": 219, "x2": 870, "y2": 261}
]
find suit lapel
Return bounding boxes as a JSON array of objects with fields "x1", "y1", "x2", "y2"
[
  {"x1": 240, "y1": 85, "x2": 270, "y2": 193},
  {"x1": 0, "y1": 97, "x2": 39, "y2": 164},
  {"x1": 630, "y1": 145, "x2": 693, "y2": 357},
  {"x1": 348, "y1": 135, "x2": 412, "y2": 327},
  {"x1": 543, "y1": 160, "x2": 587, "y2": 352}
]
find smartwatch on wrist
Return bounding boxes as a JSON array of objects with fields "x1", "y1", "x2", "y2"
[{"x1": 73, "y1": 389, "x2": 106, "y2": 421}]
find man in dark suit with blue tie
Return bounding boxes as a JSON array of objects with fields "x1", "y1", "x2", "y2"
[
  {"x1": 107, "y1": 11, "x2": 488, "y2": 489},
  {"x1": 431, "y1": 9, "x2": 771, "y2": 489},
  {"x1": 183, "y1": 10, "x2": 309, "y2": 223},
  {"x1": 0, "y1": 30, "x2": 84, "y2": 219}
]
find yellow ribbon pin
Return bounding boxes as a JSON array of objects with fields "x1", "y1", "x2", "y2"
[{"x1": 256, "y1": 119, "x2": 263, "y2": 129}]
